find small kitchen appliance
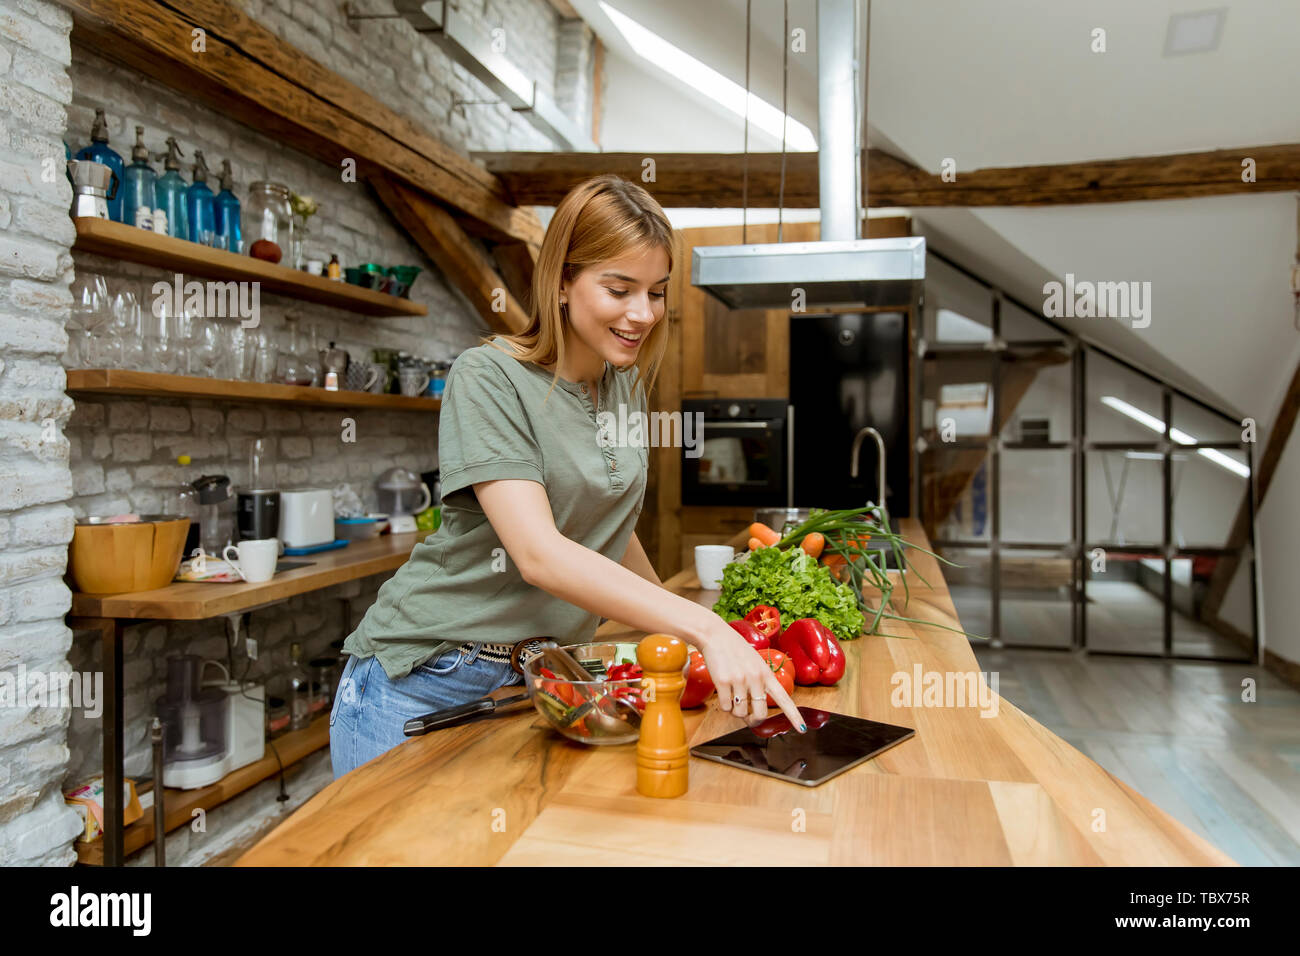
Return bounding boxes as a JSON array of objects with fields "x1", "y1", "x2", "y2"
[
  {"x1": 278, "y1": 488, "x2": 334, "y2": 548},
  {"x1": 156, "y1": 656, "x2": 264, "y2": 790},
  {"x1": 375, "y1": 467, "x2": 431, "y2": 533}
]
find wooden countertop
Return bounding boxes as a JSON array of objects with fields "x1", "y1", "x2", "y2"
[
  {"x1": 235, "y1": 519, "x2": 1235, "y2": 866},
  {"x1": 71, "y1": 531, "x2": 432, "y2": 620}
]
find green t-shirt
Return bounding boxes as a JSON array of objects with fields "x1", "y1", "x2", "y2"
[{"x1": 343, "y1": 340, "x2": 649, "y2": 680}]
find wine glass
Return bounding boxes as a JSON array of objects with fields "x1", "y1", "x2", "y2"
[
  {"x1": 195, "y1": 322, "x2": 223, "y2": 377},
  {"x1": 70, "y1": 272, "x2": 111, "y2": 367},
  {"x1": 111, "y1": 287, "x2": 147, "y2": 370},
  {"x1": 146, "y1": 296, "x2": 182, "y2": 374},
  {"x1": 173, "y1": 306, "x2": 203, "y2": 375}
]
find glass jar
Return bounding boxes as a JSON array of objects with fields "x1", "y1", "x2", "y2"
[
  {"x1": 275, "y1": 319, "x2": 318, "y2": 386},
  {"x1": 429, "y1": 361, "x2": 449, "y2": 399},
  {"x1": 245, "y1": 181, "x2": 293, "y2": 260}
]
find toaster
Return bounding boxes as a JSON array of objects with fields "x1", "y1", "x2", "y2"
[{"x1": 278, "y1": 489, "x2": 334, "y2": 548}]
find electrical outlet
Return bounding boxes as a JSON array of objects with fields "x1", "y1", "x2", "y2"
[{"x1": 246, "y1": 637, "x2": 258, "y2": 660}]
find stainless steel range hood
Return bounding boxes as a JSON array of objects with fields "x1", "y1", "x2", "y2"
[{"x1": 691, "y1": 0, "x2": 924, "y2": 310}]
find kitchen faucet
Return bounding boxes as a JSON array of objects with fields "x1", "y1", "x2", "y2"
[{"x1": 850, "y1": 426, "x2": 888, "y2": 522}]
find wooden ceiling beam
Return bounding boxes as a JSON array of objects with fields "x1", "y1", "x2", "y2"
[
  {"x1": 370, "y1": 176, "x2": 530, "y2": 335},
  {"x1": 490, "y1": 241, "x2": 540, "y2": 314},
  {"x1": 472, "y1": 145, "x2": 1300, "y2": 207},
  {"x1": 63, "y1": 0, "x2": 543, "y2": 246}
]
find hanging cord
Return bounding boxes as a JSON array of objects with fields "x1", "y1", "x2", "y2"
[
  {"x1": 859, "y1": 0, "x2": 872, "y2": 234},
  {"x1": 742, "y1": 0, "x2": 751, "y2": 244},
  {"x1": 777, "y1": 0, "x2": 789, "y2": 242},
  {"x1": 1293, "y1": 192, "x2": 1300, "y2": 330}
]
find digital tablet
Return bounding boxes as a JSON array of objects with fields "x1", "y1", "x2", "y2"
[{"x1": 690, "y1": 706, "x2": 915, "y2": 787}]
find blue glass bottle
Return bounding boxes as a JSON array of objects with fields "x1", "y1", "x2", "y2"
[
  {"x1": 74, "y1": 108, "x2": 125, "y2": 222},
  {"x1": 153, "y1": 137, "x2": 189, "y2": 241},
  {"x1": 186, "y1": 150, "x2": 216, "y2": 247},
  {"x1": 213, "y1": 158, "x2": 242, "y2": 254},
  {"x1": 120, "y1": 126, "x2": 157, "y2": 230}
]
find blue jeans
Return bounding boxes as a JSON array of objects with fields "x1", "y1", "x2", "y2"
[{"x1": 329, "y1": 643, "x2": 524, "y2": 779}]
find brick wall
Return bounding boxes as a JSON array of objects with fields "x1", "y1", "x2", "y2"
[
  {"x1": 0, "y1": 0, "x2": 594, "y2": 865},
  {"x1": 0, "y1": 0, "x2": 83, "y2": 865}
]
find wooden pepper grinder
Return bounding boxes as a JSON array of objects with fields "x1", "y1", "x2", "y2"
[{"x1": 635, "y1": 634, "x2": 689, "y2": 798}]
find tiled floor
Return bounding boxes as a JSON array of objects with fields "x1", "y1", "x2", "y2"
[{"x1": 972, "y1": 644, "x2": 1300, "y2": 866}]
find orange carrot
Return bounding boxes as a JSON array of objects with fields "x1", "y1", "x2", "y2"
[
  {"x1": 800, "y1": 532, "x2": 825, "y2": 558},
  {"x1": 748, "y1": 522, "x2": 781, "y2": 547},
  {"x1": 748, "y1": 536, "x2": 766, "y2": 551}
]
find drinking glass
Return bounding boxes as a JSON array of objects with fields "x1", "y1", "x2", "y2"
[
  {"x1": 229, "y1": 325, "x2": 256, "y2": 380},
  {"x1": 173, "y1": 307, "x2": 202, "y2": 375},
  {"x1": 111, "y1": 287, "x2": 147, "y2": 370},
  {"x1": 146, "y1": 297, "x2": 182, "y2": 374},
  {"x1": 253, "y1": 332, "x2": 279, "y2": 383},
  {"x1": 195, "y1": 322, "x2": 223, "y2": 378},
  {"x1": 70, "y1": 272, "x2": 111, "y2": 367}
]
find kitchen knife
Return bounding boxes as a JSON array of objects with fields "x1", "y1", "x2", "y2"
[{"x1": 403, "y1": 692, "x2": 529, "y2": 736}]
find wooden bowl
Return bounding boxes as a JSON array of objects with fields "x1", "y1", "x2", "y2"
[{"x1": 69, "y1": 515, "x2": 191, "y2": 594}]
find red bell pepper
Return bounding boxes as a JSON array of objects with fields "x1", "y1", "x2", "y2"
[
  {"x1": 778, "y1": 618, "x2": 845, "y2": 686},
  {"x1": 679, "y1": 650, "x2": 714, "y2": 708},
  {"x1": 743, "y1": 605, "x2": 782, "y2": 641},
  {"x1": 728, "y1": 618, "x2": 769, "y2": 651}
]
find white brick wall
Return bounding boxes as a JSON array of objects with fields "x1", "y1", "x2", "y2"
[
  {"x1": 0, "y1": 0, "x2": 83, "y2": 866},
  {"x1": 0, "y1": 0, "x2": 588, "y2": 865}
]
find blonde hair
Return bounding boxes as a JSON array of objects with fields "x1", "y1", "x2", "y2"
[{"x1": 483, "y1": 174, "x2": 674, "y2": 404}]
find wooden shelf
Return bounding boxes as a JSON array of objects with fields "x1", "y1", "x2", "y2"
[
  {"x1": 75, "y1": 714, "x2": 330, "y2": 866},
  {"x1": 66, "y1": 368, "x2": 442, "y2": 412},
  {"x1": 72, "y1": 217, "x2": 426, "y2": 318},
  {"x1": 70, "y1": 530, "x2": 433, "y2": 620}
]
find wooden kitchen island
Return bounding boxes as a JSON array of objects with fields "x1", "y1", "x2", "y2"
[{"x1": 235, "y1": 519, "x2": 1235, "y2": 866}]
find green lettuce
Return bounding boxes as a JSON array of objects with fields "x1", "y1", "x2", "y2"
[{"x1": 711, "y1": 546, "x2": 865, "y2": 643}]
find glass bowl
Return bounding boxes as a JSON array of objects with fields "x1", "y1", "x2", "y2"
[{"x1": 521, "y1": 641, "x2": 686, "y2": 746}]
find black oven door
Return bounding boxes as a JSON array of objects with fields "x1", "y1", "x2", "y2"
[{"x1": 681, "y1": 399, "x2": 787, "y2": 507}]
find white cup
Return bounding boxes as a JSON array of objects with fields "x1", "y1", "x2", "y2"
[
  {"x1": 223, "y1": 538, "x2": 280, "y2": 583},
  {"x1": 694, "y1": 545, "x2": 735, "y2": 590}
]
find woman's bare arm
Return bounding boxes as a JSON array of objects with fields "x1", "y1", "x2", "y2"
[
  {"x1": 473, "y1": 478, "x2": 804, "y2": 731},
  {"x1": 620, "y1": 530, "x2": 661, "y2": 586}
]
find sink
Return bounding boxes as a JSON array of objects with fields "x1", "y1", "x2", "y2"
[{"x1": 752, "y1": 506, "x2": 882, "y2": 533}]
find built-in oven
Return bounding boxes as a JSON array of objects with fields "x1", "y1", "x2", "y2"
[{"x1": 680, "y1": 398, "x2": 787, "y2": 506}]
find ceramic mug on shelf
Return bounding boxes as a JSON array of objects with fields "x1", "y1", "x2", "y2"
[
  {"x1": 346, "y1": 361, "x2": 383, "y2": 393},
  {"x1": 398, "y1": 367, "x2": 429, "y2": 397},
  {"x1": 223, "y1": 538, "x2": 280, "y2": 583}
]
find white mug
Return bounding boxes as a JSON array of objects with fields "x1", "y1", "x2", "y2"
[
  {"x1": 694, "y1": 545, "x2": 735, "y2": 590},
  {"x1": 223, "y1": 538, "x2": 280, "y2": 583}
]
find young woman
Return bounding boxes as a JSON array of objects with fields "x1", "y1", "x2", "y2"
[{"x1": 330, "y1": 174, "x2": 803, "y2": 778}]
